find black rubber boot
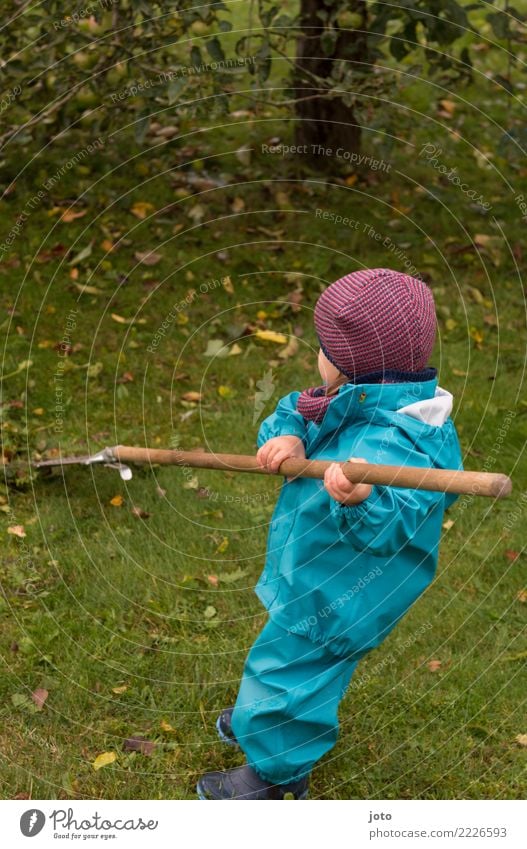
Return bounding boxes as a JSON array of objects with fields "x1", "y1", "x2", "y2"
[
  {"x1": 216, "y1": 707, "x2": 238, "y2": 747},
  {"x1": 197, "y1": 763, "x2": 309, "y2": 800}
]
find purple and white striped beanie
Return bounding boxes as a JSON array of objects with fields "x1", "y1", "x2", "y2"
[{"x1": 296, "y1": 268, "x2": 437, "y2": 424}]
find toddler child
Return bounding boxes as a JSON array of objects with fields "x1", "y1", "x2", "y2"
[{"x1": 197, "y1": 268, "x2": 462, "y2": 800}]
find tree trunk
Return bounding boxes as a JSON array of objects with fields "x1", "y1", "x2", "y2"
[{"x1": 294, "y1": 0, "x2": 370, "y2": 159}]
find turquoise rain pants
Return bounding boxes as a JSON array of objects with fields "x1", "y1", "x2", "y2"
[{"x1": 231, "y1": 619, "x2": 360, "y2": 785}]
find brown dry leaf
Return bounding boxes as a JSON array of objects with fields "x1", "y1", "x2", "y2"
[
  {"x1": 428, "y1": 659, "x2": 442, "y2": 672},
  {"x1": 92, "y1": 751, "x2": 117, "y2": 771},
  {"x1": 110, "y1": 495, "x2": 124, "y2": 507},
  {"x1": 231, "y1": 197, "x2": 245, "y2": 213},
  {"x1": 516, "y1": 589, "x2": 527, "y2": 603},
  {"x1": 345, "y1": 174, "x2": 358, "y2": 186},
  {"x1": 134, "y1": 250, "x2": 162, "y2": 266},
  {"x1": 278, "y1": 338, "x2": 299, "y2": 360},
  {"x1": 61, "y1": 209, "x2": 87, "y2": 223},
  {"x1": 182, "y1": 391, "x2": 202, "y2": 402},
  {"x1": 101, "y1": 239, "x2": 115, "y2": 252},
  {"x1": 122, "y1": 736, "x2": 156, "y2": 756},
  {"x1": 515, "y1": 734, "x2": 527, "y2": 747},
  {"x1": 130, "y1": 201, "x2": 155, "y2": 219},
  {"x1": 70, "y1": 267, "x2": 79, "y2": 280},
  {"x1": 506, "y1": 550, "x2": 520, "y2": 563},
  {"x1": 31, "y1": 688, "x2": 48, "y2": 710},
  {"x1": 7, "y1": 525, "x2": 26, "y2": 538},
  {"x1": 111, "y1": 313, "x2": 146, "y2": 325},
  {"x1": 131, "y1": 505, "x2": 151, "y2": 519}
]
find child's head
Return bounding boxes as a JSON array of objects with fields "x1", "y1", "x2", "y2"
[{"x1": 315, "y1": 268, "x2": 436, "y2": 384}]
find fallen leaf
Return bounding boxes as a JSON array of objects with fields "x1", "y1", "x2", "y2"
[
  {"x1": 215, "y1": 537, "x2": 229, "y2": 554},
  {"x1": 452, "y1": 368, "x2": 467, "y2": 377},
  {"x1": 110, "y1": 495, "x2": 124, "y2": 507},
  {"x1": 131, "y1": 505, "x2": 151, "y2": 519},
  {"x1": 92, "y1": 751, "x2": 117, "y2": 771},
  {"x1": 68, "y1": 243, "x2": 93, "y2": 266},
  {"x1": 515, "y1": 734, "x2": 527, "y2": 747},
  {"x1": 428, "y1": 659, "x2": 442, "y2": 672},
  {"x1": 160, "y1": 719, "x2": 174, "y2": 732},
  {"x1": 235, "y1": 147, "x2": 251, "y2": 165},
  {"x1": 181, "y1": 391, "x2": 202, "y2": 402},
  {"x1": 222, "y1": 275, "x2": 234, "y2": 294},
  {"x1": 7, "y1": 525, "x2": 26, "y2": 538},
  {"x1": 207, "y1": 574, "x2": 219, "y2": 587},
  {"x1": 111, "y1": 313, "x2": 146, "y2": 325},
  {"x1": 73, "y1": 282, "x2": 106, "y2": 296},
  {"x1": 134, "y1": 250, "x2": 162, "y2": 266},
  {"x1": 278, "y1": 338, "x2": 299, "y2": 360},
  {"x1": 218, "y1": 385, "x2": 234, "y2": 399},
  {"x1": 188, "y1": 204, "x2": 205, "y2": 222},
  {"x1": 112, "y1": 685, "x2": 128, "y2": 694},
  {"x1": 516, "y1": 589, "x2": 527, "y2": 603},
  {"x1": 130, "y1": 201, "x2": 155, "y2": 219},
  {"x1": 123, "y1": 736, "x2": 156, "y2": 756},
  {"x1": 61, "y1": 209, "x2": 87, "y2": 223},
  {"x1": 231, "y1": 197, "x2": 245, "y2": 213},
  {"x1": 203, "y1": 339, "x2": 229, "y2": 358},
  {"x1": 442, "y1": 519, "x2": 454, "y2": 531},
  {"x1": 101, "y1": 239, "x2": 115, "y2": 252},
  {"x1": 506, "y1": 550, "x2": 520, "y2": 563},
  {"x1": 219, "y1": 567, "x2": 248, "y2": 584},
  {"x1": 254, "y1": 329, "x2": 288, "y2": 345},
  {"x1": 31, "y1": 688, "x2": 48, "y2": 710}
]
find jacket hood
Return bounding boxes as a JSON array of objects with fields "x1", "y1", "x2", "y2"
[{"x1": 397, "y1": 387, "x2": 453, "y2": 427}]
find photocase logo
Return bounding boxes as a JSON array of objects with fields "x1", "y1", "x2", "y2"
[{"x1": 20, "y1": 809, "x2": 46, "y2": 837}]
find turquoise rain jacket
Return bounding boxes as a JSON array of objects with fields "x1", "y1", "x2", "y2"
[{"x1": 255, "y1": 379, "x2": 463, "y2": 659}]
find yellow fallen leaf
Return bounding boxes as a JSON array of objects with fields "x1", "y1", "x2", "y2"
[
  {"x1": 33, "y1": 408, "x2": 44, "y2": 416},
  {"x1": 218, "y1": 385, "x2": 234, "y2": 399},
  {"x1": 110, "y1": 495, "x2": 123, "y2": 507},
  {"x1": 442, "y1": 519, "x2": 454, "y2": 531},
  {"x1": 222, "y1": 276, "x2": 234, "y2": 294},
  {"x1": 215, "y1": 537, "x2": 229, "y2": 554},
  {"x1": 160, "y1": 719, "x2": 174, "y2": 732},
  {"x1": 101, "y1": 239, "x2": 115, "y2": 252},
  {"x1": 112, "y1": 684, "x2": 128, "y2": 694},
  {"x1": 92, "y1": 751, "x2": 117, "y2": 771},
  {"x1": 7, "y1": 525, "x2": 26, "y2": 538},
  {"x1": 345, "y1": 174, "x2": 358, "y2": 186},
  {"x1": 254, "y1": 329, "x2": 288, "y2": 345},
  {"x1": 130, "y1": 201, "x2": 155, "y2": 219},
  {"x1": 229, "y1": 343, "x2": 242, "y2": 356},
  {"x1": 470, "y1": 327, "x2": 484, "y2": 345}
]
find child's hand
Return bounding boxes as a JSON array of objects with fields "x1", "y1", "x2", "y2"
[
  {"x1": 257, "y1": 435, "x2": 305, "y2": 474},
  {"x1": 324, "y1": 458, "x2": 372, "y2": 506}
]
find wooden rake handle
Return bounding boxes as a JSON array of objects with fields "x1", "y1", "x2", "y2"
[{"x1": 111, "y1": 446, "x2": 512, "y2": 499}]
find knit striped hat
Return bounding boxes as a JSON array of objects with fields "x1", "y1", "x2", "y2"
[{"x1": 315, "y1": 268, "x2": 437, "y2": 378}]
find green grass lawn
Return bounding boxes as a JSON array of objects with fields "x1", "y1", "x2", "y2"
[{"x1": 0, "y1": 47, "x2": 526, "y2": 800}]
